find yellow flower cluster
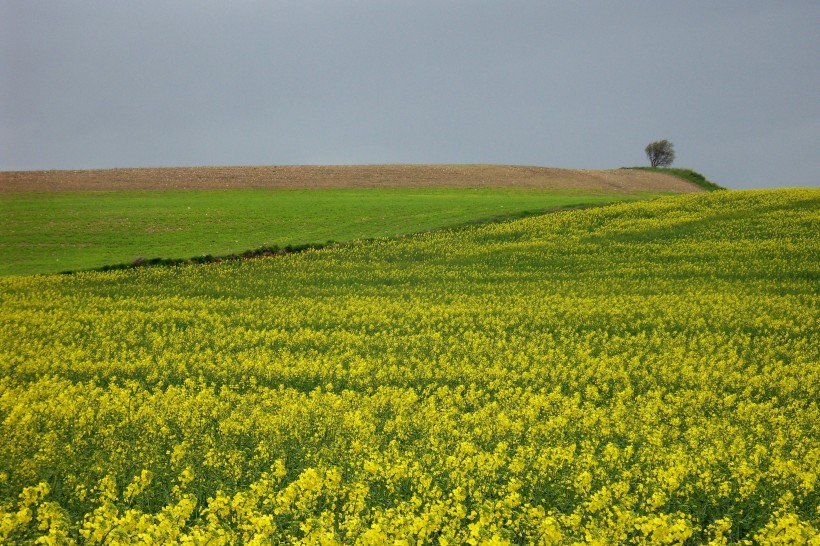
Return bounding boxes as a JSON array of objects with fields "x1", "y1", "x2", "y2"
[{"x1": 1, "y1": 189, "x2": 818, "y2": 544}]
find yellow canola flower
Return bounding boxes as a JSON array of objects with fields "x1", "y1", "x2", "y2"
[{"x1": 0, "y1": 189, "x2": 817, "y2": 543}]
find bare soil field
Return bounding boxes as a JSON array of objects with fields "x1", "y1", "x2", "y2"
[{"x1": 0, "y1": 164, "x2": 702, "y2": 193}]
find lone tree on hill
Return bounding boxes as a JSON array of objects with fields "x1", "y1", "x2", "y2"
[{"x1": 645, "y1": 139, "x2": 675, "y2": 167}]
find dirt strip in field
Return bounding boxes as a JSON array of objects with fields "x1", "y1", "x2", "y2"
[{"x1": 0, "y1": 164, "x2": 703, "y2": 193}]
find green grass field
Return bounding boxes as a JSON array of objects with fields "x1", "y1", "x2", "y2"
[
  {"x1": 1, "y1": 188, "x2": 818, "y2": 543},
  {"x1": 0, "y1": 187, "x2": 667, "y2": 276}
]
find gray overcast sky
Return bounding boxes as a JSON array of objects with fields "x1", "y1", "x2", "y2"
[{"x1": 1, "y1": 1, "x2": 818, "y2": 188}]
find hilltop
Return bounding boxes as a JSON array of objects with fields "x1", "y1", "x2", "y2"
[
  {"x1": 0, "y1": 164, "x2": 708, "y2": 276},
  {"x1": 0, "y1": 164, "x2": 703, "y2": 193}
]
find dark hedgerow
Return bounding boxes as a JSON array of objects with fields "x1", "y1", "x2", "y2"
[{"x1": 59, "y1": 243, "x2": 334, "y2": 276}]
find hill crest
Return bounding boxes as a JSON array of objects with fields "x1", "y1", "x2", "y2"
[{"x1": 0, "y1": 164, "x2": 703, "y2": 193}]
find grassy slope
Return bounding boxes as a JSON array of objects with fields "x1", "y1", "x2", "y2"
[
  {"x1": 625, "y1": 167, "x2": 725, "y2": 191},
  {"x1": 0, "y1": 187, "x2": 667, "y2": 276},
  {"x1": 1, "y1": 189, "x2": 817, "y2": 542}
]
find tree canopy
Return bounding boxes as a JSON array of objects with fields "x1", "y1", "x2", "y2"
[{"x1": 645, "y1": 140, "x2": 675, "y2": 167}]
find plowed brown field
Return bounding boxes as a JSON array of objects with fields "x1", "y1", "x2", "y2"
[{"x1": 0, "y1": 164, "x2": 702, "y2": 193}]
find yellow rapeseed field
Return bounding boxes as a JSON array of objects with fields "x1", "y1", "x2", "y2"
[{"x1": 1, "y1": 189, "x2": 818, "y2": 544}]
